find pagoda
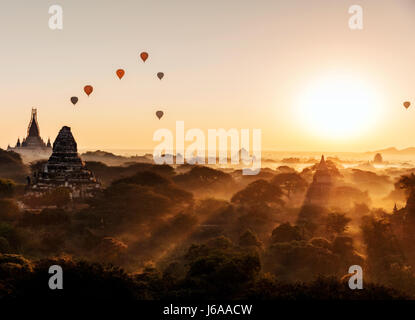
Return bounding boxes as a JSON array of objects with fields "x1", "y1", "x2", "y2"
[
  {"x1": 29, "y1": 126, "x2": 100, "y2": 199},
  {"x1": 7, "y1": 108, "x2": 52, "y2": 160},
  {"x1": 303, "y1": 155, "x2": 333, "y2": 207}
]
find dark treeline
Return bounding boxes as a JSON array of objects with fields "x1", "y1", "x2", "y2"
[{"x1": 2, "y1": 150, "x2": 415, "y2": 299}]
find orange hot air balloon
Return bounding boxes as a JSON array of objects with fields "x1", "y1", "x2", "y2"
[
  {"x1": 84, "y1": 85, "x2": 93, "y2": 96},
  {"x1": 404, "y1": 101, "x2": 411, "y2": 109},
  {"x1": 116, "y1": 69, "x2": 125, "y2": 79},
  {"x1": 140, "y1": 52, "x2": 149, "y2": 62}
]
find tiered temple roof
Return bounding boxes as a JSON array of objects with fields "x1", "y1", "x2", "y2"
[
  {"x1": 30, "y1": 126, "x2": 100, "y2": 199},
  {"x1": 7, "y1": 108, "x2": 52, "y2": 159},
  {"x1": 303, "y1": 155, "x2": 333, "y2": 207}
]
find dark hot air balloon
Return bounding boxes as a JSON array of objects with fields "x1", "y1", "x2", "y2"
[
  {"x1": 404, "y1": 101, "x2": 411, "y2": 109},
  {"x1": 116, "y1": 69, "x2": 125, "y2": 79},
  {"x1": 70, "y1": 97, "x2": 78, "y2": 105},
  {"x1": 156, "y1": 110, "x2": 164, "y2": 120},
  {"x1": 140, "y1": 52, "x2": 149, "y2": 62},
  {"x1": 157, "y1": 72, "x2": 164, "y2": 80},
  {"x1": 84, "y1": 85, "x2": 93, "y2": 96}
]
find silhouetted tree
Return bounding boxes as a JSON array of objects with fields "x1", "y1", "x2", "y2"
[
  {"x1": 239, "y1": 229, "x2": 262, "y2": 248},
  {"x1": 270, "y1": 223, "x2": 303, "y2": 244},
  {"x1": 271, "y1": 173, "x2": 308, "y2": 198},
  {"x1": 231, "y1": 179, "x2": 284, "y2": 207},
  {"x1": 0, "y1": 179, "x2": 15, "y2": 199},
  {"x1": 324, "y1": 213, "x2": 351, "y2": 237}
]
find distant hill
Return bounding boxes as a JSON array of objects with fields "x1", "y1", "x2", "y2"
[
  {"x1": 367, "y1": 147, "x2": 415, "y2": 155},
  {"x1": 81, "y1": 150, "x2": 153, "y2": 166},
  {"x1": 0, "y1": 149, "x2": 29, "y2": 183},
  {"x1": 81, "y1": 150, "x2": 126, "y2": 162}
]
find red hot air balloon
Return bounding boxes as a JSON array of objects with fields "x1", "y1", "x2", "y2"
[
  {"x1": 84, "y1": 85, "x2": 93, "y2": 96},
  {"x1": 404, "y1": 101, "x2": 411, "y2": 109},
  {"x1": 140, "y1": 52, "x2": 149, "y2": 62},
  {"x1": 157, "y1": 72, "x2": 164, "y2": 80},
  {"x1": 70, "y1": 97, "x2": 78, "y2": 105},
  {"x1": 116, "y1": 69, "x2": 125, "y2": 79},
  {"x1": 156, "y1": 110, "x2": 164, "y2": 120}
]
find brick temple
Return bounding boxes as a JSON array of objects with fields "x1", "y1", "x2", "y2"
[
  {"x1": 303, "y1": 155, "x2": 333, "y2": 207},
  {"x1": 29, "y1": 126, "x2": 100, "y2": 199},
  {"x1": 7, "y1": 108, "x2": 52, "y2": 160}
]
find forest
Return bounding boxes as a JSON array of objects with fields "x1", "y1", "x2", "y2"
[{"x1": 1, "y1": 148, "x2": 415, "y2": 300}]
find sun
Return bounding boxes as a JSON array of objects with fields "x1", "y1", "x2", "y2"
[{"x1": 298, "y1": 74, "x2": 378, "y2": 139}]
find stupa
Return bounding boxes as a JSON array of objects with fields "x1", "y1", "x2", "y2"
[
  {"x1": 30, "y1": 126, "x2": 100, "y2": 199},
  {"x1": 7, "y1": 108, "x2": 52, "y2": 160},
  {"x1": 303, "y1": 155, "x2": 333, "y2": 207},
  {"x1": 373, "y1": 153, "x2": 383, "y2": 164}
]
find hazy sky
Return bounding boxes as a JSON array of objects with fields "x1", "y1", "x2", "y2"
[{"x1": 1, "y1": 0, "x2": 415, "y2": 152}]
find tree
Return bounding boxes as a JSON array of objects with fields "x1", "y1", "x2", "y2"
[
  {"x1": 398, "y1": 174, "x2": 415, "y2": 193},
  {"x1": 24, "y1": 187, "x2": 71, "y2": 208},
  {"x1": 239, "y1": 229, "x2": 262, "y2": 247},
  {"x1": 325, "y1": 213, "x2": 351, "y2": 236},
  {"x1": 173, "y1": 166, "x2": 234, "y2": 195},
  {"x1": 0, "y1": 237, "x2": 10, "y2": 253},
  {"x1": 271, "y1": 223, "x2": 303, "y2": 243},
  {"x1": 0, "y1": 199, "x2": 19, "y2": 222},
  {"x1": 231, "y1": 180, "x2": 284, "y2": 207},
  {"x1": 0, "y1": 223, "x2": 22, "y2": 251},
  {"x1": 19, "y1": 208, "x2": 69, "y2": 227},
  {"x1": 296, "y1": 204, "x2": 328, "y2": 237},
  {"x1": 113, "y1": 170, "x2": 170, "y2": 187},
  {"x1": 271, "y1": 173, "x2": 308, "y2": 198},
  {"x1": 182, "y1": 237, "x2": 261, "y2": 299},
  {"x1": 264, "y1": 240, "x2": 340, "y2": 282},
  {"x1": 398, "y1": 174, "x2": 415, "y2": 222},
  {"x1": 44, "y1": 187, "x2": 71, "y2": 208},
  {"x1": 0, "y1": 149, "x2": 29, "y2": 183},
  {"x1": 361, "y1": 216, "x2": 407, "y2": 286},
  {"x1": 0, "y1": 179, "x2": 15, "y2": 199}
]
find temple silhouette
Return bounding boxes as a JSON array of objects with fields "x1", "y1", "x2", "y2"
[
  {"x1": 7, "y1": 108, "x2": 52, "y2": 159},
  {"x1": 303, "y1": 155, "x2": 333, "y2": 207},
  {"x1": 28, "y1": 126, "x2": 101, "y2": 199}
]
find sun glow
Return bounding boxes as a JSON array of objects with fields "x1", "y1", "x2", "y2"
[{"x1": 298, "y1": 74, "x2": 379, "y2": 139}]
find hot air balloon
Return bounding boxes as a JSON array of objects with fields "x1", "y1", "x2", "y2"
[
  {"x1": 404, "y1": 101, "x2": 411, "y2": 109},
  {"x1": 70, "y1": 97, "x2": 78, "y2": 105},
  {"x1": 157, "y1": 72, "x2": 164, "y2": 80},
  {"x1": 84, "y1": 85, "x2": 93, "y2": 96},
  {"x1": 156, "y1": 110, "x2": 164, "y2": 120},
  {"x1": 140, "y1": 52, "x2": 149, "y2": 62},
  {"x1": 116, "y1": 69, "x2": 125, "y2": 79}
]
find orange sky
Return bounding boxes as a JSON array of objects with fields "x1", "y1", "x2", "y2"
[{"x1": 1, "y1": 0, "x2": 415, "y2": 152}]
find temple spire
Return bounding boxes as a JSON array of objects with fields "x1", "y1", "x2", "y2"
[
  {"x1": 27, "y1": 108, "x2": 40, "y2": 137},
  {"x1": 317, "y1": 155, "x2": 328, "y2": 171}
]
